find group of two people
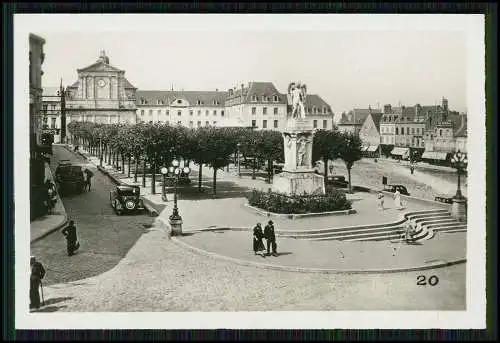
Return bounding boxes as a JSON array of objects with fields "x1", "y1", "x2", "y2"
[
  {"x1": 377, "y1": 189, "x2": 404, "y2": 211},
  {"x1": 253, "y1": 220, "x2": 278, "y2": 257}
]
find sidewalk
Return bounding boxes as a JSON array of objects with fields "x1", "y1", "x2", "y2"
[{"x1": 30, "y1": 162, "x2": 67, "y2": 243}]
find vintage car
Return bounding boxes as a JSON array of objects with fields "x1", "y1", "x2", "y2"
[
  {"x1": 326, "y1": 175, "x2": 349, "y2": 188},
  {"x1": 383, "y1": 184, "x2": 411, "y2": 196},
  {"x1": 55, "y1": 161, "x2": 86, "y2": 195},
  {"x1": 110, "y1": 185, "x2": 145, "y2": 215}
]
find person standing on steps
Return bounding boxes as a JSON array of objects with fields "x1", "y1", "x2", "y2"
[
  {"x1": 30, "y1": 256, "x2": 46, "y2": 310},
  {"x1": 62, "y1": 220, "x2": 80, "y2": 256},
  {"x1": 264, "y1": 220, "x2": 277, "y2": 256}
]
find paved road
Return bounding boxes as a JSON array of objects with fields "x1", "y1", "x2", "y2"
[{"x1": 30, "y1": 146, "x2": 156, "y2": 286}]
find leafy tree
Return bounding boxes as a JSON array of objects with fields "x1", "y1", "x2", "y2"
[
  {"x1": 312, "y1": 127, "x2": 342, "y2": 180},
  {"x1": 338, "y1": 131, "x2": 363, "y2": 193},
  {"x1": 256, "y1": 130, "x2": 284, "y2": 183}
]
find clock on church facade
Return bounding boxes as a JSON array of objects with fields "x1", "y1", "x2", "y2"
[{"x1": 65, "y1": 51, "x2": 137, "y2": 128}]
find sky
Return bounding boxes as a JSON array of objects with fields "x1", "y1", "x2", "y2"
[{"x1": 36, "y1": 23, "x2": 467, "y2": 119}]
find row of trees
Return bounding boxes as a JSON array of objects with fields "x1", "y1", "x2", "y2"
[{"x1": 67, "y1": 122, "x2": 363, "y2": 195}]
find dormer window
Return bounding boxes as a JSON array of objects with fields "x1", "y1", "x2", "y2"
[
  {"x1": 266, "y1": 96, "x2": 270, "y2": 102},
  {"x1": 197, "y1": 100, "x2": 202, "y2": 105},
  {"x1": 140, "y1": 98, "x2": 147, "y2": 105},
  {"x1": 273, "y1": 95, "x2": 279, "y2": 102},
  {"x1": 157, "y1": 100, "x2": 163, "y2": 105},
  {"x1": 177, "y1": 99, "x2": 182, "y2": 104},
  {"x1": 251, "y1": 95, "x2": 257, "y2": 102},
  {"x1": 323, "y1": 107, "x2": 327, "y2": 114},
  {"x1": 313, "y1": 107, "x2": 317, "y2": 114}
]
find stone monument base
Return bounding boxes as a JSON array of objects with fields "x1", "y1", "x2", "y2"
[
  {"x1": 451, "y1": 197, "x2": 467, "y2": 222},
  {"x1": 272, "y1": 170, "x2": 325, "y2": 196}
]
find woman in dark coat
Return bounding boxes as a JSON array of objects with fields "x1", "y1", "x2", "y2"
[{"x1": 253, "y1": 223, "x2": 266, "y2": 256}]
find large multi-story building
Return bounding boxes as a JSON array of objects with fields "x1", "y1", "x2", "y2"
[
  {"x1": 64, "y1": 51, "x2": 137, "y2": 141},
  {"x1": 41, "y1": 87, "x2": 63, "y2": 143},
  {"x1": 29, "y1": 33, "x2": 46, "y2": 148}
]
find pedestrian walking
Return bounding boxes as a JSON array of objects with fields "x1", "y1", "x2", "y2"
[
  {"x1": 30, "y1": 256, "x2": 46, "y2": 309},
  {"x1": 45, "y1": 179, "x2": 57, "y2": 213},
  {"x1": 83, "y1": 168, "x2": 94, "y2": 191},
  {"x1": 264, "y1": 220, "x2": 278, "y2": 256},
  {"x1": 404, "y1": 221, "x2": 416, "y2": 244},
  {"x1": 61, "y1": 220, "x2": 80, "y2": 256},
  {"x1": 252, "y1": 223, "x2": 266, "y2": 257},
  {"x1": 377, "y1": 192, "x2": 385, "y2": 211},
  {"x1": 394, "y1": 189, "x2": 403, "y2": 210}
]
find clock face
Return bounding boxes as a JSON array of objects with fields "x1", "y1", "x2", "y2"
[{"x1": 97, "y1": 79, "x2": 106, "y2": 88}]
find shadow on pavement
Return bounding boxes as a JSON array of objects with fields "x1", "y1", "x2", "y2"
[
  {"x1": 35, "y1": 305, "x2": 68, "y2": 313},
  {"x1": 273, "y1": 252, "x2": 293, "y2": 257},
  {"x1": 42, "y1": 296, "x2": 73, "y2": 306},
  {"x1": 176, "y1": 181, "x2": 252, "y2": 200}
]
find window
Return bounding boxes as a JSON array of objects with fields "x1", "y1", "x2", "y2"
[
  {"x1": 401, "y1": 127, "x2": 405, "y2": 135},
  {"x1": 51, "y1": 117, "x2": 56, "y2": 129},
  {"x1": 251, "y1": 95, "x2": 257, "y2": 102},
  {"x1": 262, "y1": 95, "x2": 266, "y2": 102},
  {"x1": 213, "y1": 121, "x2": 217, "y2": 126},
  {"x1": 252, "y1": 107, "x2": 256, "y2": 115},
  {"x1": 263, "y1": 120, "x2": 267, "y2": 128},
  {"x1": 157, "y1": 100, "x2": 163, "y2": 105},
  {"x1": 197, "y1": 121, "x2": 201, "y2": 127},
  {"x1": 266, "y1": 96, "x2": 270, "y2": 102},
  {"x1": 313, "y1": 107, "x2": 317, "y2": 114},
  {"x1": 439, "y1": 129, "x2": 442, "y2": 136},
  {"x1": 42, "y1": 104, "x2": 48, "y2": 114},
  {"x1": 177, "y1": 110, "x2": 182, "y2": 116},
  {"x1": 221, "y1": 110, "x2": 225, "y2": 117},
  {"x1": 213, "y1": 110, "x2": 217, "y2": 116},
  {"x1": 140, "y1": 99, "x2": 147, "y2": 105},
  {"x1": 189, "y1": 121, "x2": 193, "y2": 128},
  {"x1": 205, "y1": 121, "x2": 209, "y2": 127},
  {"x1": 273, "y1": 107, "x2": 278, "y2": 115},
  {"x1": 307, "y1": 107, "x2": 311, "y2": 114},
  {"x1": 407, "y1": 127, "x2": 410, "y2": 135},
  {"x1": 395, "y1": 127, "x2": 399, "y2": 135},
  {"x1": 252, "y1": 120, "x2": 256, "y2": 127},
  {"x1": 273, "y1": 120, "x2": 278, "y2": 128},
  {"x1": 263, "y1": 107, "x2": 267, "y2": 115},
  {"x1": 189, "y1": 110, "x2": 193, "y2": 116},
  {"x1": 197, "y1": 110, "x2": 201, "y2": 116},
  {"x1": 177, "y1": 99, "x2": 182, "y2": 104},
  {"x1": 323, "y1": 120, "x2": 327, "y2": 129},
  {"x1": 206, "y1": 110, "x2": 209, "y2": 116},
  {"x1": 411, "y1": 128, "x2": 415, "y2": 134},
  {"x1": 197, "y1": 100, "x2": 202, "y2": 105},
  {"x1": 157, "y1": 109, "x2": 161, "y2": 115},
  {"x1": 313, "y1": 120, "x2": 318, "y2": 128},
  {"x1": 141, "y1": 110, "x2": 145, "y2": 116},
  {"x1": 149, "y1": 109, "x2": 153, "y2": 115},
  {"x1": 273, "y1": 95, "x2": 279, "y2": 102},
  {"x1": 323, "y1": 107, "x2": 327, "y2": 114}
]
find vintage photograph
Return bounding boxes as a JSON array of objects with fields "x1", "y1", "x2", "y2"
[{"x1": 16, "y1": 14, "x2": 485, "y2": 329}]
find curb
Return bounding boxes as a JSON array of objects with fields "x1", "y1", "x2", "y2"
[
  {"x1": 30, "y1": 214, "x2": 68, "y2": 244},
  {"x1": 171, "y1": 236, "x2": 466, "y2": 275},
  {"x1": 244, "y1": 203, "x2": 356, "y2": 219}
]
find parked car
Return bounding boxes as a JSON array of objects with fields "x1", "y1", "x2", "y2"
[
  {"x1": 326, "y1": 175, "x2": 349, "y2": 188},
  {"x1": 55, "y1": 161, "x2": 86, "y2": 195},
  {"x1": 383, "y1": 184, "x2": 410, "y2": 196},
  {"x1": 434, "y1": 194, "x2": 454, "y2": 204},
  {"x1": 109, "y1": 185, "x2": 145, "y2": 215}
]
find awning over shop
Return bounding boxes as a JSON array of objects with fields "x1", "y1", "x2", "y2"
[
  {"x1": 421, "y1": 151, "x2": 449, "y2": 160},
  {"x1": 367, "y1": 145, "x2": 379, "y2": 152},
  {"x1": 390, "y1": 147, "x2": 409, "y2": 156},
  {"x1": 361, "y1": 146, "x2": 369, "y2": 152}
]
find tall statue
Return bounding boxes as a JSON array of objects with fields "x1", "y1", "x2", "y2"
[{"x1": 288, "y1": 82, "x2": 307, "y2": 119}]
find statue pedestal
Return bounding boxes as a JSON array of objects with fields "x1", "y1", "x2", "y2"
[
  {"x1": 451, "y1": 196, "x2": 467, "y2": 222},
  {"x1": 169, "y1": 216, "x2": 183, "y2": 236},
  {"x1": 272, "y1": 170, "x2": 325, "y2": 196},
  {"x1": 271, "y1": 118, "x2": 325, "y2": 196}
]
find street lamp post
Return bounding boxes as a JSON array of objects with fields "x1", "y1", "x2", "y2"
[
  {"x1": 167, "y1": 158, "x2": 191, "y2": 236},
  {"x1": 450, "y1": 150, "x2": 468, "y2": 222},
  {"x1": 56, "y1": 81, "x2": 70, "y2": 144},
  {"x1": 237, "y1": 143, "x2": 241, "y2": 177},
  {"x1": 161, "y1": 167, "x2": 168, "y2": 202}
]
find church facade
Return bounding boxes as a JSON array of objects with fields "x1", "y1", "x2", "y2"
[{"x1": 65, "y1": 51, "x2": 137, "y2": 138}]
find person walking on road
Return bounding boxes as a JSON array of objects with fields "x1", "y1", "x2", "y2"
[
  {"x1": 252, "y1": 223, "x2": 266, "y2": 257},
  {"x1": 62, "y1": 220, "x2": 80, "y2": 256},
  {"x1": 83, "y1": 168, "x2": 94, "y2": 191},
  {"x1": 394, "y1": 189, "x2": 403, "y2": 210},
  {"x1": 30, "y1": 256, "x2": 46, "y2": 310},
  {"x1": 377, "y1": 192, "x2": 385, "y2": 211},
  {"x1": 264, "y1": 220, "x2": 278, "y2": 256},
  {"x1": 45, "y1": 179, "x2": 57, "y2": 213}
]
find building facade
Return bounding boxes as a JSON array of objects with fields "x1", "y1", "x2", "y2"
[
  {"x1": 41, "y1": 87, "x2": 63, "y2": 143},
  {"x1": 29, "y1": 33, "x2": 46, "y2": 147},
  {"x1": 338, "y1": 108, "x2": 381, "y2": 134},
  {"x1": 65, "y1": 51, "x2": 137, "y2": 140}
]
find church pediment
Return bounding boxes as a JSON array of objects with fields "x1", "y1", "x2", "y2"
[{"x1": 77, "y1": 61, "x2": 122, "y2": 73}]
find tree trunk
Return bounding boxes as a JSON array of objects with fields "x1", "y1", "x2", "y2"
[
  {"x1": 267, "y1": 159, "x2": 272, "y2": 183},
  {"x1": 121, "y1": 153, "x2": 125, "y2": 174},
  {"x1": 347, "y1": 167, "x2": 352, "y2": 194},
  {"x1": 99, "y1": 146, "x2": 103, "y2": 167},
  {"x1": 134, "y1": 157, "x2": 139, "y2": 183},
  {"x1": 128, "y1": 155, "x2": 131, "y2": 178},
  {"x1": 151, "y1": 160, "x2": 156, "y2": 195},
  {"x1": 142, "y1": 159, "x2": 147, "y2": 188},
  {"x1": 212, "y1": 167, "x2": 217, "y2": 197},
  {"x1": 198, "y1": 163, "x2": 203, "y2": 192},
  {"x1": 323, "y1": 157, "x2": 328, "y2": 179},
  {"x1": 252, "y1": 157, "x2": 256, "y2": 180}
]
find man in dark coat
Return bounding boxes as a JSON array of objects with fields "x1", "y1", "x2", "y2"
[
  {"x1": 30, "y1": 256, "x2": 46, "y2": 309},
  {"x1": 264, "y1": 220, "x2": 277, "y2": 256},
  {"x1": 83, "y1": 168, "x2": 94, "y2": 191},
  {"x1": 62, "y1": 220, "x2": 80, "y2": 256}
]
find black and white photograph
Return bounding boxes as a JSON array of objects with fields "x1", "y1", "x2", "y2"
[{"x1": 16, "y1": 14, "x2": 486, "y2": 329}]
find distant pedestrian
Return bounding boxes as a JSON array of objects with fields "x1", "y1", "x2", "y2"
[
  {"x1": 45, "y1": 179, "x2": 57, "y2": 212},
  {"x1": 30, "y1": 256, "x2": 46, "y2": 309},
  {"x1": 404, "y1": 221, "x2": 416, "y2": 244},
  {"x1": 252, "y1": 223, "x2": 266, "y2": 257},
  {"x1": 83, "y1": 168, "x2": 94, "y2": 191},
  {"x1": 410, "y1": 166, "x2": 415, "y2": 174},
  {"x1": 264, "y1": 220, "x2": 277, "y2": 256},
  {"x1": 62, "y1": 220, "x2": 80, "y2": 256},
  {"x1": 394, "y1": 189, "x2": 403, "y2": 210},
  {"x1": 377, "y1": 192, "x2": 385, "y2": 211}
]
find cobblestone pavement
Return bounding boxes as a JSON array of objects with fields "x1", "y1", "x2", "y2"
[
  {"x1": 177, "y1": 230, "x2": 466, "y2": 271},
  {"x1": 30, "y1": 146, "x2": 157, "y2": 286},
  {"x1": 40, "y1": 226, "x2": 465, "y2": 312}
]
